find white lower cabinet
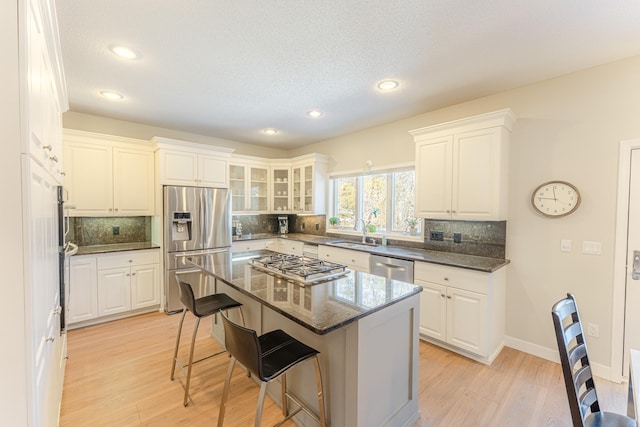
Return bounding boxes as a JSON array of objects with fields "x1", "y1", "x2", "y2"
[
  {"x1": 69, "y1": 255, "x2": 98, "y2": 323},
  {"x1": 317, "y1": 245, "x2": 370, "y2": 272},
  {"x1": 69, "y1": 249, "x2": 160, "y2": 327},
  {"x1": 414, "y1": 261, "x2": 505, "y2": 364}
]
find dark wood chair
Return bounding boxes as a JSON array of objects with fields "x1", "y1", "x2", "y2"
[
  {"x1": 217, "y1": 311, "x2": 326, "y2": 427},
  {"x1": 170, "y1": 279, "x2": 243, "y2": 407},
  {"x1": 551, "y1": 293, "x2": 636, "y2": 426}
]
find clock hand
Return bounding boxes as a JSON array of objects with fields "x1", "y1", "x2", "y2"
[
  {"x1": 537, "y1": 197, "x2": 556, "y2": 201},
  {"x1": 552, "y1": 187, "x2": 557, "y2": 201}
]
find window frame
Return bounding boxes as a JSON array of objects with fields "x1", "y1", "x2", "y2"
[{"x1": 328, "y1": 163, "x2": 422, "y2": 240}]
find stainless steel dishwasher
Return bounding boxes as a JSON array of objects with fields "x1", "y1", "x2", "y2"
[{"x1": 369, "y1": 255, "x2": 414, "y2": 283}]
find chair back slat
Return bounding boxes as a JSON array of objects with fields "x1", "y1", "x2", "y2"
[
  {"x1": 220, "y1": 312, "x2": 263, "y2": 379},
  {"x1": 178, "y1": 280, "x2": 197, "y2": 313},
  {"x1": 568, "y1": 343, "x2": 587, "y2": 369},
  {"x1": 551, "y1": 293, "x2": 601, "y2": 426}
]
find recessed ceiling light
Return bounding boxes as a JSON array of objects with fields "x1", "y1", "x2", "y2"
[
  {"x1": 100, "y1": 90, "x2": 124, "y2": 100},
  {"x1": 307, "y1": 109, "x2": 323, "y2": 118},
  {"x1": 377, "y1": 80, "x2": 399, "y2": 91},
  {"x1": 109, "y1": 45, "x2": 138, "y2": 60},
  {"x1": 263, "y1": 128, "x2": 279, "y2": 136}
]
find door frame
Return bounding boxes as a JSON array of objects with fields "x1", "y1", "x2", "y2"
[{"x1": 612, "y1": 138, "x2": 640, "y2": 382}]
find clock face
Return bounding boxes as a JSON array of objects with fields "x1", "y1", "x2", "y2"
[{"x1": 531, "y1": 181, "x2": 581, "y2": 217}]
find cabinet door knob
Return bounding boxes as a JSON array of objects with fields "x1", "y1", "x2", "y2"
[
  {"x1": 444, "y1": 277, "x2": 449, "y2": 281},
  {"x1": 440, "y1": 294, "x2": 446, "y2": 298},
  {"x1": 43, "y1": 145, "x2": 53, "y2": 151},
  {"x1": 447, "y1": 295, "x2": 452, "y2": 299},
  {"x1": 132, "y1": 273, "x2": 136, "y2": 276},
  {"x1": 46, "y1": 336, "x2": 55, "y2": 343}
]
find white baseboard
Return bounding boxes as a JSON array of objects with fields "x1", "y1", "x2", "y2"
[{"x1": 504, "y1": 335, "x2": 614, "y2": 382}]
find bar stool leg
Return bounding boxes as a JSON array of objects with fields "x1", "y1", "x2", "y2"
[
  {"x1": 170, "y1": 309, "x2": 187, "y2": 380},
  {"x1": 217, "y1": 356, "x2": 236, "y2": 427},
  {"x1": 255, "y1": 381, "x2": 268, "y2": 427},
  {"x1": 313, "y1": 355, "x2": 327, "y2": 427},
  {"x1": 183, "y1": 317, "x2": 201, "y2": 407},
  {"x1": 281, "y1": 373, "x2": 288, "y2": 417}
]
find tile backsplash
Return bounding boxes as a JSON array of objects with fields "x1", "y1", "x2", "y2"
[
  {"x1": 232, "y1": 214, "x2": 326, "y2": 236},
  {"x1": 423, "y1": 219, "x2": 506, "y2": 258},
  {"x1": 70, "y1": 217, "x2": 151, "y2": 246}
]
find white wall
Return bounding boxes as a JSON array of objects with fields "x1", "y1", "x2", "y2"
[
  {"x1": 291, "y1": 55, "x2": 640, "y2": 369},
  {"x1": 63, "y1": 111, "x2": 290, "y2": 159}
]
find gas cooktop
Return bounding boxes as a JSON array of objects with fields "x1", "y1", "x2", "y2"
[{"x1": 249, "y1": 253, "x2": 349, "y2": 285}]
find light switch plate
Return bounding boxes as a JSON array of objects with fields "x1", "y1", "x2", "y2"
[
  {"x1": 560, "y1": 239, "x2": 572, "y2": 252},
  {"x1": 582, "y1": 241, "x2": 602, "y2": 255}
]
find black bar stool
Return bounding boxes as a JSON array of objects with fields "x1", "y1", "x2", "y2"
[
  {"x1": 170, "y1": 279, "x2": 244, "y2": 407},
  {"x1": 217, "y1": 312, "x2": 327, "y2": 427}
]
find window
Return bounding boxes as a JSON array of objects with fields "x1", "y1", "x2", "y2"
[{"x1": 330, "y1": 166, "x2": 420, "y2": 236}]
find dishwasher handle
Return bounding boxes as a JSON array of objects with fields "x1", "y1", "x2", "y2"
[
  {"x1": 369, "y1": 255, "x2": 414, "y2": 282},
  {"x1": 375, "y1": 262, "x2": 406, "y2": 271}
]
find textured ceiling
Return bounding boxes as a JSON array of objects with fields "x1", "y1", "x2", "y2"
[{"x1": 56, "y1": 0, "x2": 640, "y2": 149}]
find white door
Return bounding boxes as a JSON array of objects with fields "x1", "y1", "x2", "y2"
[
  {"x1": 623, "y1": 148, "x2": 640, "y2": 369},
  {"x1": 447, "y1": 287, "x2": 486, "y2": 356},
  {"x1": 198, "y1": 154, "x2": 228, "y2": 187},
  {"x1": 131, "y1": 264, "x2": 159, "y2": 309},
  {"x1": 416, "y1": 281, "x2": 447, "y2": 341},
  {"x1": 97, "y1": 267, "x2": 131, "y2": 316},
  {"x1": 113, "y1": 147, "x2": 154, "y2": 216}
]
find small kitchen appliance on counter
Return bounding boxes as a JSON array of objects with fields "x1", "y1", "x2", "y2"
[{"x1": 278, "y1": 216, "x2": 288, "y2": 235}]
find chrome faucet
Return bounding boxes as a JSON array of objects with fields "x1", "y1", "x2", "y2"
[{"x1": 355, "y1": 218, "x2": 368, "y2": 243}]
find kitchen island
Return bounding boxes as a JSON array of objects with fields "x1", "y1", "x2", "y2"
[{"x1": 187, "y1": 250, "x2": 422, "y2": 427}]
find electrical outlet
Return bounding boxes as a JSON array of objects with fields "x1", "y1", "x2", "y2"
[
  {"x1": 429, "y1": 231, "x2": 444, "y2": 241},
  {"x1": 587, "y1": 323, "x2": 599, "y2": 338},
  {"x1": 315, "y1": 223, "x2": 319, "y2": 231},
  {"x1": 301, "y1": 223, "x2": 305, "y2": 230},
  {"x1": 453, "y1": 232, "x2": 462, "y2": 243},
  {"x1": 112, "y1": 226, "x2": 120, "y2": 235}
]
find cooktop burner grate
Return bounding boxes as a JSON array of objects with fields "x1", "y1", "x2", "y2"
[{"x1": 249, "y1": 253, "x2": 349, "y2": 285}]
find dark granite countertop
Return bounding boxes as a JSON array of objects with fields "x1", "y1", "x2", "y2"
[
  {"x1": 233, "y1": 233, "x2": 509, "y2": 273},
  {"x1": 75, "y1": 242, "x2": 160, "y2": 256},
  {"x1": 189, "y1": 250, "x2": 422, "y2": 335}
]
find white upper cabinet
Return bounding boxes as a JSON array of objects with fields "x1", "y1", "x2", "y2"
[
  {"x1": 64, "y1": 130, "x2": 155, "y2": 216},
  {"x1": 410, "y1": 109, "x2": 515, "y2": 221},
  {"x1": 229, "y1": 153, "x2": 328, "y2": 215},
  {"x1": 291, "y1": 159, "x2": 327, "y2": 215},
  {"x1": 154, "y1": 137, "x2": 233, "y2": 188},
  {"x1": 25, "y1": 0, "x2": 67, "y2": 183},
  {"x1": 229, "y1": 159, "x2": 269, "y2": 213}
]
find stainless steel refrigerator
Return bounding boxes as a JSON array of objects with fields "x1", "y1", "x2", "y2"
[{"x1": 163, "y1": 186, "x2": 231, "y2": 313}]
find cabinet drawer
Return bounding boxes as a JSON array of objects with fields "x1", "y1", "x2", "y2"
[
  {"x1": 318, "y1": 246, "x2": 370, "y2": 271},
  {"x1": 414, "y1": 261, "x2": 489, "y2": 294},
  {"x1": 97, "y1": 249, "x2": 160, "y2": 270},
  {"x1": 232, "y1": 239, "x2": 273, "y2": 253}
]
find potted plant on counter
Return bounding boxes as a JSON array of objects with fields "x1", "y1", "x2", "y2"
[
  {"x1": 406, "y1": 218, "x2": 419, "y2": 236},
  {"x1": 329, "y1": 216, "x2": 340, "y2": 229}
]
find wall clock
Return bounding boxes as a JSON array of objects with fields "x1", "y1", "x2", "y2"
[{"x1": 531, "y1": 181, "x2": 581, "y2": 217}]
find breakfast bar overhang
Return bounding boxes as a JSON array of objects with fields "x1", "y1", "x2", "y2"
[{"x1": 187, "y1": 250, "x2": 422, "y2": 427}]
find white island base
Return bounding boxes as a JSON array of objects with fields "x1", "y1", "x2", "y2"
[{"x1": 212, "y1": 281, "x2": 421, "y2": 427}]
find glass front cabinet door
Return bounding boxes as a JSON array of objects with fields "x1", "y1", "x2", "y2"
[
  {"x1": 271, "y1": 166, "x2": 290, "y2": 213},
  {"x1": 229, "y1": 162, "x2": 269, "y2": 213}
]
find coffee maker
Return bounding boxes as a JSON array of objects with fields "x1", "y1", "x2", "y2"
[{"x1": 278, "y1": 216, "x2": 288, "y2": 235}]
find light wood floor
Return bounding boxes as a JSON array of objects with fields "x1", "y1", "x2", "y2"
[{"x1": 60, "y1": 311, "x2": 628, "y2": 426}]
